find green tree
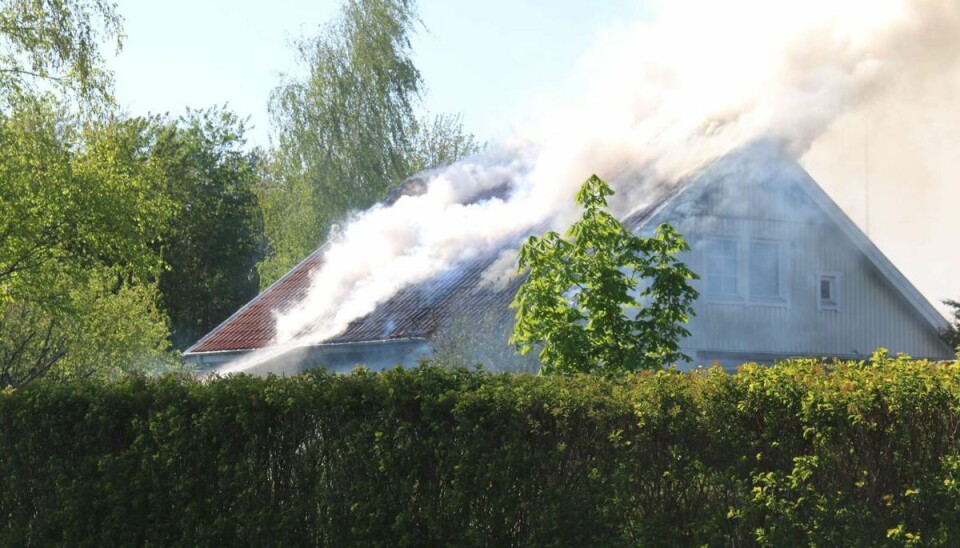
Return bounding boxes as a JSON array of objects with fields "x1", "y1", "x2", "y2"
[
  {"x1": 407, "y1": 113, "x2": 481, "y2": 175},
  {"x1": 510, "y1": 175, "x2": 699, "y2": 374},
  {"x1": 259, "y1": 0, "x2": 479, "y2": 286},
  {"x1": 149, "y1": 108, "x2": 265, "y2": 349},
  {"x1": 941, "y1": 299, "x2": 960, "y2": 351},
  {"x1": 0, "y1": 0, "x2": 123, "y2": 108},
  {"x1": 0, "y1": 2, "x2": 184, "y2": 387},
  {"x1": 0, "y1": 266, "x2": 176, "y2": 387},
  {"x1": 0, "y1": 97, "x2": 172, "y2": 295},
  {"x1": 0, "y1": 97, "x2": 178, "y2": 387}
]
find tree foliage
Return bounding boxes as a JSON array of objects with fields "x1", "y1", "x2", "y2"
[
  {"x1": 0, "y1": 2, "x2": 185, "y2": 386},
  {"x1": 148, "y1": 108, "x2": 264, "y2": 349},
  {"x1": 6, "y1": 358, "x2": 960, "y2": 545},
  {"x1": 511, "y1": 175, "x2": 699, "y2": 374},
  {"x1": 942, "y1": 299, "x2": 960, "y2": 351},
  {"x1": 0, "y1": 96, "x2": 177, "y2": 387},
  {"x1": 259, "y1": 0, "x2": 479, "y2": 286},
  {"x1": 0, "y1": 0, "x2": 123, "y2": 108},
  {"x1": 406, "y1": 113, "x2": 481, "y2": 175},
  {"x1": 0, "y1": 267, "x2": 176, "y2": 387},
  {"x1": 0, "y1": 96, "x2": 172, "y2": 294}
]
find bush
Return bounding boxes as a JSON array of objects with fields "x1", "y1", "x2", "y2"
[{"x1": 2, "y1": 356, "x2": 960, "y2": 546}]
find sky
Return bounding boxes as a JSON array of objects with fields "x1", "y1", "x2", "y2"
[{"x1": 109, "y1": 0, "x2": 651, "y2": 148}]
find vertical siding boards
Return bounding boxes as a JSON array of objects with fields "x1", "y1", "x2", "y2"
[{"x1": 652, "y1": 176, "x2": 951, "y2": 365}]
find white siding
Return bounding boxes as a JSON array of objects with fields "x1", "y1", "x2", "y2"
[{"x1": 649, "y1": 178, "x2": 953, "y2": 366}]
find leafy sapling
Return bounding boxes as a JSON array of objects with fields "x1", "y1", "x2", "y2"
[{"x1": 510, "y1": 174, "x2": 699, "y2": 374}]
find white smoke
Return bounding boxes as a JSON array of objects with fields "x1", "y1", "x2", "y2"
[
  {"x1": 272, "y1": 154, "x2": 542, "y2": 345},
  {"x1": 221, "y1": 0, "x2": 960, "y2": 373},
  {"x1": 803, "y1": 62, "x2": 960, "y2": 317}
]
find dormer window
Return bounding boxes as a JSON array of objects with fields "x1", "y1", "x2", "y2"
[{"x1": 818, "y1": 272, "x2": 841, "y2": 311}]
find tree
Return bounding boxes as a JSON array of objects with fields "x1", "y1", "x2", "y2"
[
  {"x1": 0, "y1": 266, "x2": 176, "y2": 387},
  {"x1": 148, "y1": 108, "x2": 265, "y2": 349},
  {"x1": 941, "y1": 299, "x2": 960, "y2": 351},
  {"x1": 0, "y1": 96, "x2": 178, "y2": 387},
  {"x1": 0, "y1": 0, "x2": 123, "y2": 108},
  {"x1": 0, "y1": 2, "x2": 185, "y2": 387},
  {"x1": 259, "y1": 0, "x2": 479, "y2": 286},
  {"x1": 0, "y1": 96, "x2": 173, "y2": 294},
  {"x1": 407, "y1": 113, "x2": 481, "y2": 175},
  {"x1": 510, "y1": 175, "x2": 699, "y2": 375}
]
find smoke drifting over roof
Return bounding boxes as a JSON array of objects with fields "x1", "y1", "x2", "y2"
[{"x1": 221, "y1": 0, "x2": 960, "y2": 373}]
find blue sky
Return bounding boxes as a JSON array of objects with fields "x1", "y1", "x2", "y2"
[{"x1": 110, "y1": 0, "x2": 652, "y2": 148}]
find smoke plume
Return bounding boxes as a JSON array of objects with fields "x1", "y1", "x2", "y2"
[{"x1": 221, "y1": 0, "x2": 960, "y2": 373}]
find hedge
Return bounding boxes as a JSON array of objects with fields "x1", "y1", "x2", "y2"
[{"x1": 2, "y1": 355, "x2": 960, "y2": 546}]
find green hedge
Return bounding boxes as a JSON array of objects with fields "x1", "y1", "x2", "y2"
[{"x1": 3, "y1": 356, "x2": 960, "y2": 546}]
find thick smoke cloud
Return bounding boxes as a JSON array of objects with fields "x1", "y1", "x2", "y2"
[
  {"x1": 804, "y1": 64, "x2": 960, "y2": 316},
  {"x1": 221, "y1": 0, "x2": 960, "y2": 373}
]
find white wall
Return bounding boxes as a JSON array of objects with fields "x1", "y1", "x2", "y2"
[{"x1": 651, "y1": 172, "x2": 953, "y2": 368}]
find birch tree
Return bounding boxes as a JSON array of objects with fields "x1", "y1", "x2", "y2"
[{"x1": 259, "y1": 0, "x2": 479, "y2": 286}]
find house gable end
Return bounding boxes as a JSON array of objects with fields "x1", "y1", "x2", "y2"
[{"x1": 640, "y1": 147, "x2": 950, "y2": 360}]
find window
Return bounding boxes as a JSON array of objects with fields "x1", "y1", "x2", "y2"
[
  {"x1": 749, "y1": 241, "x2": 781, "y2": 299},
  {"x1": 705, "y1": 239, "x2": 738, "y2": 297},
  {"x1": 818, "y1": 272, "x2": 841, "y2": 310},
  {"x1": 704, "y1": 236, "x2": 788, "y2": 305}
]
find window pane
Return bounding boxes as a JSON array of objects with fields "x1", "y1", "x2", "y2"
[
  {"x1": 820, "y1": 278, "x2": 832, "y2": 300},
  {"x1": 706, "y1": 240, "x2": 737, "y2": 296},
  {"x1": 707, "y1": 275, "x2": 723, "y2": 295},
  {"x1": 750, "y1": 242, "x2": 779, "y2": 298},
  {"x1": 722, "y1": 241, "x2": 737, "y2": 271},
  {"x1": 722, "y1": 275, "x2": 737, "y2": 295},
  {"x1": 705, "y1": 250, "x2": 722, "y2": 277}
]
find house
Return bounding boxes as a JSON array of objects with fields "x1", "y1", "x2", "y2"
[{"x1": 183, "y1": 143, "x2": 954, "y2": 374}]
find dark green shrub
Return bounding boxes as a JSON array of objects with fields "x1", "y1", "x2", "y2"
[{"x1": 2, "y1": 356, "x2": 960, "y2": 546}]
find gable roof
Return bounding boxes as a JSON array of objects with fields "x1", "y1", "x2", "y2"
[{"x1": 185, "y1": 146, "x2": 948, "y2": 359}]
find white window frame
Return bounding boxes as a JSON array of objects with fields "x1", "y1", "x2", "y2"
[{"x1": 817, "y1": 271, "x2": 842, "y2": 311}]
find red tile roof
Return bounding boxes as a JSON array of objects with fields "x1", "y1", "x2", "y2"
[
  {"x1": 186, "y1": 244, "x2": 329, "y2": 353},
  {"x1": 185, "y1": 179, "x2": 523, "y2": 355},
  {"x1": 186, "y1": 242, "x2": 524, "y2": 355}
]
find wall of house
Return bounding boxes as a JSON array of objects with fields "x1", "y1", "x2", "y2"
[
  {"x1": 651, "y1": 173, "x2": 954, "y2": 368},
  {"x1": 304, "y1": 340, "x2": 433, "y2": 374}
]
